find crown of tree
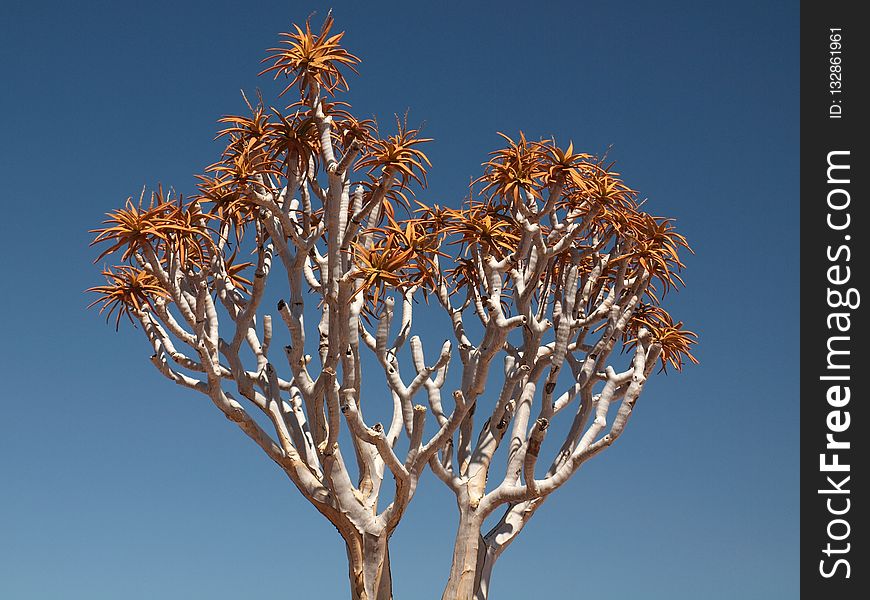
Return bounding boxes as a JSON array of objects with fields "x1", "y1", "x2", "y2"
[{"x1": 89, "y1": 14, "x2": 696, "y2": 600}]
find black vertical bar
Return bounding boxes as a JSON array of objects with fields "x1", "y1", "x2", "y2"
[{"x1": 801, "y1": 2, "x2": 867, "y2": 597}]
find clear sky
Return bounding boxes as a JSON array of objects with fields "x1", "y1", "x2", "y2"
[{"x1": 0, "y1": 1, "x2": 798, "y2": 598}]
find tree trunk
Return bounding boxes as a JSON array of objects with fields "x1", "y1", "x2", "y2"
[
  {"x1": 471, "y1": 500, "x2": 540, "y2": 599},
  {"x1": 441, "y1": 511, "x2": 484, "y2": 600},
  {"x1": 471, "y1": 543, "x2": 498, "y2": 600},
  {"x1": 346, "y1": 532, "x2": 393, "y2": 600}
]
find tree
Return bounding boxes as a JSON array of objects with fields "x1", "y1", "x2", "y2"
[{"x1": 88, "y1": 14, "x2": 697, "y2": 600}]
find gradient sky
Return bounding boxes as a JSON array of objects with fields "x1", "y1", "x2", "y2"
[{"x1": 0, "y1": 1, "x2": 798, "y2": 598}]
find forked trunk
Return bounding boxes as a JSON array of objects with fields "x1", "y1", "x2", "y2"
[
  {"x1": 472, "y1": 543, "x2": 498, "y2": 600},
  {"x1": 346, "y1": 532, "x2": 392, "y2": 600}
]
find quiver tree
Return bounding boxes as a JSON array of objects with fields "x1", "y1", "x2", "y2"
[{"x1": 88, "y1": 14, "x2": 696, "y2": 600}]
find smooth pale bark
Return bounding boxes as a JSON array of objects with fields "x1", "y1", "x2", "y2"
[
  {"x1": 346, "y1": 533, "x2": 392, "y2": 600},
  {"x1": 441, "y1": 508, "x2": 484, "y2": 600},
  {"x1": 472, "y1": 543, "x2": 498, "y2": 600},
  {"x1": 441, "y1": 514, "x2": 508, "y2": 600},
  {"x1": 472, "y1": 499, "x2": 542, "y2": 600}
]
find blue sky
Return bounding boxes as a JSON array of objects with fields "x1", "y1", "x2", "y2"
[{"x1": 0, "y1": 1, "x2": 798, "y2": 598}]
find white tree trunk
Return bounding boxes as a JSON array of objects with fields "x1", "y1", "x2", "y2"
[
  {"x1": 441, "y1": 509, "x2": 484, "y2": 600},
  {"x1": 472, "y1": 543, "x2": 499, "y2": 600},
  {"x1": 441, "y1": 524, "x2": 503, "y2": 600},
  {"x1": 346, "y1": 532, "x2": 392, "y2": 600}
]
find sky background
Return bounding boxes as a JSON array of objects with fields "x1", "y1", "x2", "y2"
[{"x1": 0, "y1": 1, "x2": 798, "y2": 598}]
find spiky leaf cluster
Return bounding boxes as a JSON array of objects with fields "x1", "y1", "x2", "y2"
[{"x1": 89, "y1": 15, "x2": 696, "y2": 375}]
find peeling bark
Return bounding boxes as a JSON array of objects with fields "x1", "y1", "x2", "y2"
[
  {"x1": 441, "y1": 510, "x2": 483, "y2": 600},
  {"x1": 346, "y1": 534, "x2": 392, "y2": 600}
]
